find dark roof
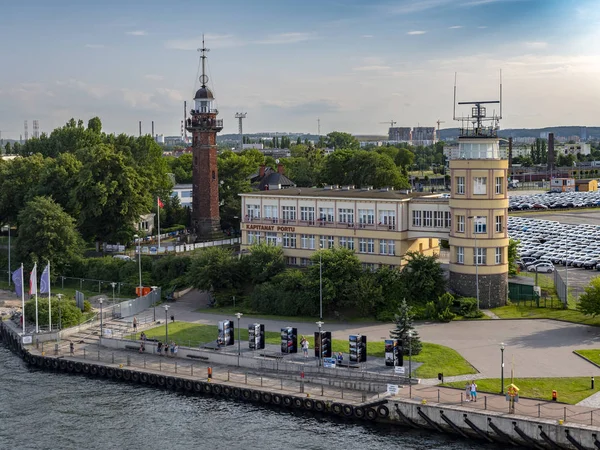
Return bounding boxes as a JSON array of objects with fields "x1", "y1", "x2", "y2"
[
  {"x1": 575, "y1": 179, "x2": 596, "y2": 184},
  {"x1": 249, "y1": 167, "x2": 276, "y2": 183},
  {"x1": 258, "y1": 172, "x2": 296, "y2": 190},
  {"x1": 240, "y1": 187, "x2": 434, "y2": 200},
  {"x1": 194, "y1": 87, "x2": 214, "y2": 100}
]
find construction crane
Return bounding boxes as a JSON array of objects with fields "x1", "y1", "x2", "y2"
[
  {"x1": 436, "y1": 119, "x2": 445, "y2": 142},
  {"x1": 380, "y1": 120, "x2": 397, "y2": 128}
]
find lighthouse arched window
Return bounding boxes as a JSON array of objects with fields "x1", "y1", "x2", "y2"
[{"x1": 195, "y1": 99, "x2": 211, "y2": 113}]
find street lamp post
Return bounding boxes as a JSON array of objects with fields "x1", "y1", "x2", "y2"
[
  {"x1": 468, "y1": 216, "x2": 481, "y2": 311},
  {"x1": 57, "y1": 293, "x2": 63, "y2": 330},
  {"x1": 316, "y1": 320, "x2": 324, "y2": 368},
  {"x1": 164, "y1": 305, "x2": 170, "y2": 344},
  {"x1": 500, "y1": 342, "x2": 505, "y2": 394},
  {"x1": 319, "y1": 247, "x2": 323, "y2": 321},
  {"x1": 99, "y1": 298, "x2": 103, "y2": 341},
  {"x1": 3, "y1": 224, "x2": 10, "y2": 287},
  {"x1": 235, "y1": 312, "x2": 243, "y2": 367},
  {"x1": 134, "y1": 234, "x2": 142, "y2": 297},
  {"x1": 408, "y1": 330, "x2": 413, "y2": 399},
  {"x1": 151, "y1": 286, "x2": 158, "y2": 322}
]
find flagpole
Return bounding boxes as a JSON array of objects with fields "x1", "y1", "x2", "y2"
[
  {"x1": 33, "y1": 263, "x2": 39, "y2": 333},
  {"x1": 157, "y1": 197, "x2": 161, "y2": 250},
  {"x1": 48, "y1": 261, "x2": 51, "y2": 332},
  {"x1": 21, "y1": 264, "x2": 25, "y2": 334}
]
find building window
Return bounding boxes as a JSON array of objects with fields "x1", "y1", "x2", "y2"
[
  {"x1": 319, "y1": 207, "x2": 334, "y2": 222},
  {"x1": 319, "y1": 235, "x2": 334, "y2": 249},
  {"x1": 248, "y1": 231, "x2": 261, "y2": 245},
  {"x1": 474, "y1": 248, "x2": 486, "y2": 265},
  {"x1": 456, "y1": 215, "x2": 465, "y2": 233},
  {"x1": 380, "y1": 239, "x2": 396, "y2": 255},
  {"x1": 412, "y1": 210, "x2": 421, "y2": 227},
  {"x1": 246, "y1": 204, "x2": 260, "y2": 220},
  {"x1": 495, "y1": 215, "x2": 503, "y2": 233},
  {"x1": 338, "y1": 208, "x2": 354, "y2": 224},
  {"x1": 473, "y1": 177, "x2": 487, "y2": 195},
  {"x1": 359, "y1": 238, "x2": 367, "y2": 253},
  {"x1": 444, "y1": 211, "x2": 451, "y2": 228},
  {"x1": 379, "y1": 210, "x2": 396, "y2": 229},
  {"x1": 282, "y1": 206, "x2": 296, "y2": 222},
  {"x1": 495, "y1": 247, "x2": 502, "y2": 264},
  {"x1": 367, "y1": 238, "x2": 375, "y2": 254},
  {"x1": 301, "y1": 234, "x2": 315, "y2": 249},
  {"x1": 300, "y1": 206, "x2": 315, "y2": 223},
  {"x1": 495, "y1": 177, "x2": 504, "y2": 194},
  {"x1": 339, "y1": 237, "x2": 355, "y2": 250},
  {"x1": 456, "y1": 176, "x2": 465, "y2": 194},
  {"x1": 265, "y1": 232, "x2": 277, "y2": 245},
  {"x1": 358, "y1": 209, "x2": 375, "y2": 225},
  {"x1": 434, "y1": 211, "x2": 443, "y2": 228},
  {"x1": 264, "y1": 205, "x2": 278, "y2": 221},
  {"x1": 474, "y1": 217, "x2": 487, "y2": 234},
  {"x1": 423, "y1": 211, "x2": 432, "y2": 227},
  {"x1": 300, "y1": 258, "x2": 310, "y2": 267},
  {"x1": 282, "y1": 233, "x2": 296, "y2": 248},
  {"x1": 285, "y1": 256, "x2": 297, "y2": 265},
  {"x1": 457, "y1": 246, "x2": 464, "y2": 264},
  {"x1": 362, "y1": 263, "x2": 376, "y2": 272}
]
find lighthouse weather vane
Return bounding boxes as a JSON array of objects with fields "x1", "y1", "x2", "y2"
[{"x1": 197, "y1": 35, "x2": 210, "y2": 87}]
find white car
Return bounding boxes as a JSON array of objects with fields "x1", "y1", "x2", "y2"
[
  {"x1": 528, "y1": 263, "x2": 554, "y2": 273},
  {"x1": 113, "y1": 254, "x2": 132, "y2": 261}
]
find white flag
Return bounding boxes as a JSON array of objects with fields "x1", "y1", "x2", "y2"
[{"x1": 29, "y1": 263, "x2": 37, "y2": 295}]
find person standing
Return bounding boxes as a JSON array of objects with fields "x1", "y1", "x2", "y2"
[
  {"x1": 133, "y1": 316, "x2": 138, "y2": 333},
  {"x1": 157, "y1": 341, "x2": 163, "y2": 356},
  {"x1": 174, "y1": 343, "x2": 178, "y2": 358},
  {"x1": 301, "y1": 337, "x2": 309, "y2": 358},
  {"x1": 470, "y1": 381, "x2": 478, "y2": 402}
]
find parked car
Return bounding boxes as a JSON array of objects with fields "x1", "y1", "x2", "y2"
[{"x1": 528, "y1": 263, "x2": 554, "y2": 273}]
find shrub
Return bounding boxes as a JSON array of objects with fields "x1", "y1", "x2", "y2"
[
  {"x1": 425, "y1": 292, "x2": 456, "y2": 322},
  {"x1": 452, "y1": 297, "x2": 482, "y2": 318},
  {"x1": 83, "y1": 300, "x2": 92, "y2": 312}
]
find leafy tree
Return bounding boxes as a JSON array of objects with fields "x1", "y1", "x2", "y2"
[
  {"x1": 242, "y1": 243, "x2": 285, "y2": 284},
  {"x1": 0, "y1": 154, "x2": 47, "y2": 224},
  {"x1": 15, "y1": 196, "x2": 83, "y2": 273},
  {"x1": 395, "y1": 147, "x2": 415, "y2": 173},
  {"x1": 399, "y1": 252, "x2": 446, "y2": 304},
  {"x1": 24, "y1": 297, "x2": 83, "y2": 329},
  {"x1": 325, "y1": 131, "x2": 360, "y2": 150},
  {"x1": 73, "y1": 144, "x2": 150, "y2": 244},
  {"x1": 87, "y1": 117, "x2": 102, "y2": 134},
  {"x1": 218, "y1": 150, "x2": 260, "y2": 227},
  {"x1": 4, "y1": 142, "x2": 10, "y2": 155},
  {"x1": 249, "y1": 269, "x2": 313, "y2": 316},
  {"x1": 425, "y1": 292, "x2": 456, "y2": 322},
  {"x1": 37, "y1": 152, "x2": 83, "y2": 216},
  {"x1": 167, "y1": 153, "x2": 193, "y2": 184},
  {"x1": 389, "y1": 298, "x2": 422, "y2": 355},
  {"x1": 157, "y1": 194, "x2": 189, "y2": 229},
  {"x1": 347, "y1": 271, "x2": 384, "y2": 317},
  {"x1": 187, "y1": 246, "x2": 243, "y2": 303},
  {"x1": 285, "y1": 157, "x2": 321, "y2": 187},
  {"x1": 508, "y1": 238, "x2": 519, "y2": 276},
  {"x1": 578, "y1": 277, "x2": 600, "y2": 316}
]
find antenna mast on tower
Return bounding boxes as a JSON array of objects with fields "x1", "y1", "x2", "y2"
[
  {"x1": 33, "y1": 120, "x2": 39, "y2": 139},
  {"x1": 24, "y1": 120, "x2": 28, "y2": 142}
]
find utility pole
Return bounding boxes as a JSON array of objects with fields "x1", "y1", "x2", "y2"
[{"x1": 235, "y1": 113, "x2": 247, "y2": 152}]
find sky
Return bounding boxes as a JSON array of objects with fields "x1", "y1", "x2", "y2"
[{"x1": 1, "y1": 0, "x2": 599, "y2": 139}]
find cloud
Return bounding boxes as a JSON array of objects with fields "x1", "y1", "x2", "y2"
[
  {"x1": 260, "y1": 99, "x2": 343, "y2": 114},
  {"x1": 524, "y1": 41, "x2": 548, "y2": 49},
  {"x1": 255, "y1": 32, "x2": 315, "y2": 45},
  {"x1": 477, "y1": 26, "x2": 488, "y2": 29},
  {"x1": 126, "y1": 30, "x2": 147, "y2": 36},
  {"x1": 362, "y1": 34, "x2": 374, "y2": 38},
  {"x1": 353, "y1": 65, "x2": 391, "y2": 71},
  {"x1": 406, "y1": 30, "x2": 426, "y2": 35},
  {"x1": 461, "y1": 0, "x2": 524, "y2": 6},
  {"x1": 85, "y1": 44, "x2": 105, "y2": 49},
  {"x1": 449, "y1": 25, "x2": 463, "y2": 29},
  {"x1": 144, "y1": 74, "x2": 164, "y2": 81}
]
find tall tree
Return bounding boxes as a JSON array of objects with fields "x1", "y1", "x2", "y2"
[
  {"x1": 73, "y1": 144, "x2": 150, "y2": 244},
  {"x1": 325, "y1": 131, "x2": 360, "y2": 150},
  {"x1": 578, "y1": 277, "x2": 600, "y2": 317},
  {"x1": 15, "y1": 196, "x2": 83, "y2": 273},
  {"x1": 399, "y1": 252, "x2": 446, "y2": 304},
  {"x1": 389, "y1": 298, "x2": 422, "y2": 355},
  {"x1": 4, "y1": 142, "x2": 10, "y2": 155},
  {"x1": 87, "y1": 117, "x2": 102, "y2": 134}
]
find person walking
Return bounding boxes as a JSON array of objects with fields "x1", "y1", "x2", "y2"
[
  {"x1": 170, "y1": 341, "x2": 175, "y2": 357},
  {"x1": 157, "y1": 341, "x2": 163, "y2": 356},
  {"x1": 465, "y1": 381, "x2": 471, "y2": 402},
  {"x1": 132, "y1": 316, "x2": 138, "y2": 333},
  {"x1": 470, "y1": 381, "x2": 478, "y2": 402}
]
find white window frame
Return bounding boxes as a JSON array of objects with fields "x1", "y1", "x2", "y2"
[
  {"x1": 412, "y1": 210, "x2": 421, "y2": 227},
  {"x1": 246, "y1": 204, "x2": 260, "y2": 220},
  {"x1": 495, "y1": 247, "x2": 502, "y2": 264},
  {"x1": 456, "y1": 215, "x2": 465, "y2": 233},
  {"x1": 474, "y1": 247, "x2": 486, "y2": 265},
  {"x1": 495, "y1": 215, "x2": 503, "y2": 233},
  {"x1": 248, "y1": 231, "x2": 261, "y2": 245},
  {"x1": 457, "y1": 246, "x2": 464, "y2": 264},
  {"x1": 423, "y1": 211, "x2": 433, "y2": 227},
  {"x1": 282, "y1": 233, "x2": 296, "y2": 248},
  {"x1": 367, "y1": 238, "x2": 375, "y2": 254},
  {"x1": 264, "y1": 205, "x2": 278, "y2": 220},
  {"x1": 319, "y1": 207, "x2": 334, "y2": 222},
  {"x1": 358, "y1": 209, "x2": 375, "y2": 225},
  {"x1": 495, "y1": 176, "x2": 503, "y2": 194},
  {"x1": 379, "y1": 210, "x2": 396, "y2": 229},
  {"x1": 338, "y1": 208, "x2": 354, "y2": 224},
  {"x1": 456, "y1": 176, "x2": 465, "y2": 194},
  {"x1": 300, "y1": 206, "x2": 315, "y2": 222},
  {"x1": 265, "y1": 232, "x2": 277, "y2": 245},
  {"x1": 473, "y1": 177, "x2": 487, "y2": 195},
  {"x1": 474, "y1": 217, "x2": 487, "y2": 234},
  {"x1": 444, "y1": 211, "x2": 451, "y2": 228},
  {"x1": 282, "y1": 206, "x2": 296, "y2": 221},
  {"x1": 434, "y1": 211, "x2": 443, "y2": 228},
  {"x1": 359, "y1": 238, "x2": 367, "y2": 253}
]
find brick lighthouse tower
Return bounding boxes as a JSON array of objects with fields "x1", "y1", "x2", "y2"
[{"x1": 186, "y1": 38, "x2": 223, "y2": 241}]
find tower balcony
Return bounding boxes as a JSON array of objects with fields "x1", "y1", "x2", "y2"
[{"x1": 186, "y1": 117, "x2": 224, "y2": 133}]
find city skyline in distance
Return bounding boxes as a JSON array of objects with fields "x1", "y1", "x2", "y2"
[{"x1": 1, "y1": 0, "x2": 599, "y2": 139}]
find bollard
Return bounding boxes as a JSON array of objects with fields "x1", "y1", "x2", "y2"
[
  {"x1": 112, "y1": 353, "x2": 114, "y2": 363},
  {"x1": 42, "y1": 342, "x2": 44, "y2": 353},
  {"x1": 552, "y1": 390, "x2": 557, "y2": 402},
  {"x1": 592, "y1": 411, "x2": 594, "y2": 426},
  {"x1": 160, "y1": 360, "x2": 162, "y2": 371},
  {"x1": 437, "y1": 390, "x2": 440, "y2": 403},
  {"x1": 175, "y1": 362, "x2": 177, "y2": 373},
  {"x1": 593, "y1": 377, "x2": 595, "y2": 390},
  {"x1": 341, "y1": 389, "x2": 344, "y2": 399},
  {"x1": 484, "y1": 396, "x2": 487, "y2": 410},
  {"x1": 208, "y1": 367, "x2": 212, "y2": 381},
  {"x1": 281, "y1": 379, "x2": 283, "y2": 390}
]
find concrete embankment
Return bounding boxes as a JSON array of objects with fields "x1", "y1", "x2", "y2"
[{"x1": 2, "y1": 321, "x2": 600, "y2": 449}]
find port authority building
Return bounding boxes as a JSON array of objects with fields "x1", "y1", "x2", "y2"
[{"x1": 240, "y1": 138, "x2": 509, "y2": 308}]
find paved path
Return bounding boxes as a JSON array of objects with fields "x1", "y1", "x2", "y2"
[{"x1": 482, "y1": 309, "x2": 500, "y2": 319}]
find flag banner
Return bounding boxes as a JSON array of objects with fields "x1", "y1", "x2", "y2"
[
  {"x1": 40, "y1": 264, "x2": 50, "y2": 294},
  {"x1": 158, "y1": 197, "x2": 164, "y2": 208},
  {"x1": 30, "y1": 264, "x2": 37, "y2": 295},
  {"x1": 12, "y1": 268, "x2": 22, "y2": 296}
]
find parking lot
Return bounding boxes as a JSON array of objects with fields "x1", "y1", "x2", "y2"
[{"x1": 509, "y1": 190, "x2": 600, "y2": 211}]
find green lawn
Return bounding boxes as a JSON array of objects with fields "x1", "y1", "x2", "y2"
[
  {"x1": 444, "y1": 377, "x2": 599, "y2": 404},
  {"x1": 491, "y1": 304, "x2": 600, "y2": 326},
  {"x1": 574, "y1": 349, "x2": 600, "y2": 367},
  {"x1": 138, "y1": 323, "x2": 476, "y2": 378}
]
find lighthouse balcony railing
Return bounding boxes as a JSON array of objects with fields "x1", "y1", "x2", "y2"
[
  {"x1": 186, "y1": 118, "x2": 224, "y2": 129},
  {"x1": 190, "y1": 108, "x2": 219, "y2": 115}
]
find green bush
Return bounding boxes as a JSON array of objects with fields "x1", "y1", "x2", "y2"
[
  {"x1": 425, "y1": 293, "x2": 456, "y2": 322},
  {"x1": 452, "y1": 297, "x2": 482, "y2": 318},
  {"x1": 83, "y1": 300, "x2": 92, "y2": 312},
  {"x1": 24, "y1": 297, "x2": 83, "y2": 329},
  {"x1": 162, "y1": 225, "x2": 186, "y2": 233}
]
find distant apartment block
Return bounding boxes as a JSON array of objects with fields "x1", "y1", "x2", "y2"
[
  {"x1": 388, "y1": 127, "x2": 412, "y2": 142},
  {"x1": 171, "y1": 184, "x2": 193, "y2": 209}
]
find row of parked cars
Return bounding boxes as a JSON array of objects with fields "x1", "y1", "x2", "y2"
[
  {"x1": 509, "y1": 216, "x2": 600, "y2": 273},
  {"x1": 509, "y1": 191, "x2": 600, "y2": 211}
]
